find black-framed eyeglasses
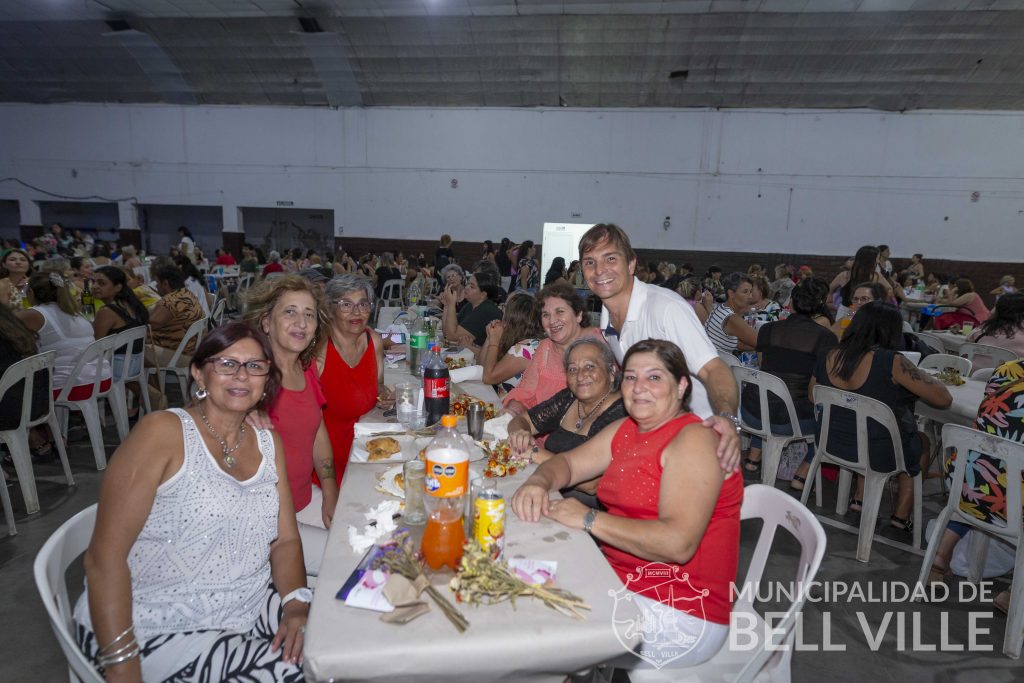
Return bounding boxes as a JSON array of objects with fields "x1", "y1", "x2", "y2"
[{"x1": 206, "y1": 357, "x2": 272, "y2": 376}]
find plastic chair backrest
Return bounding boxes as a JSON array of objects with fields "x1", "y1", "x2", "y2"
[
  {"x1": 734, "y1": 484, "x2": 827, "y2": 681},
  {"x1": 167, "y1": 318, "x2": 208, "y2": 368},
  {"x1": 918, "y1": 353, "x2": 972, "y2": 376},
  {"x1": 959, "y1": 342, "x2": 1018, "y2": 369},
  {"x1": 112, "y1": 327, "x2": 148, "y2": 384},
  {"x1": 914, "y1": 331, "x2": 947, "y2": 354},
  {"x1": 55, "y1": 336, "x2": 118, "y2": 404},
  {"x1": 941, "y1": 424, "x2": 1023, "y2": 545},
  {"x1": 381, "y1": 279, "x2": 404, "y2": 306},
  {"x1": 0, "y1": 350, "x2": 56, "y2": 431},
  {"x1": 209, "y1": 298, "x2": 226, "y2": 327},
  {"x1": 732, "y1": 366, "x2": 807, "y2": 437},
  {"x1": 237, "y1": 274, "x2": 254, "y2": 292},
  {"x1": 32, "y1": 504, "x2": 104, "y2": 683},
  {"x1": 813, "y1": 384, "x2": 907, "y2": 475},
  {"x1": 717, "y1": 350, "x2": 741, "y2": 367}
]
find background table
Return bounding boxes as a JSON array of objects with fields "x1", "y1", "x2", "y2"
[
  {"x1": 304, "y1": 363, "x2": 638, "y2": 682},
  {"x1": 927, "y1": 330, "x2": 973, "y2": 354},
  {"x1": 915, "y1": 378, "x2": 986, "y2": 427}
]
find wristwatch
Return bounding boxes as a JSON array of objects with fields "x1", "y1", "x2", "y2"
[
  {"x1": 282, "y1": 587, "x2": 313, "y2": 606},
  {"x1": 582, "y1": 508, "x2": 598, "y2": 534},
  {"x1": 716, "y1": 411, "x2": 742, "y2": 432}
]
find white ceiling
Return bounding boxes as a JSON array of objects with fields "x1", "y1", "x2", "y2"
[{"x1": 2, "y1": 0, "x2": 1023, "y2": 110}]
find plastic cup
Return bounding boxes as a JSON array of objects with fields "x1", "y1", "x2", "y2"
[{"x1": 402, "y1": 460, "x2": 427, "y2": 525}]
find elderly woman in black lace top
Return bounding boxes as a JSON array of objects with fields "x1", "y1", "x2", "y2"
[{"x1": 507, "y1": 336, "x2": 625, "y2": 508}]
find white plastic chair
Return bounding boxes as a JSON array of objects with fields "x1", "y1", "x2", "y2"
[
  {"x1": 146, "y1": 318, "x2": 207, "y2": 402},
  {"x1": 800, "y1": 385, "x2": 923, "y2": 563},
  {"x1": 33, "y1": 504, "x2": 105, "y2": 683},
  {"x1": 959, "y1": 342, "x2": 1018, "y2": 370},
  {"x1": 717, "y1": 350, "x2": 741, "y2": 368},
  {"x1": 914, "y1": 331, "x2": 948, "y2": 354},
  {"x1": 0, "y1": 351, "x2": 74, "y2": 516},
  {"x1": 918, "y1": 353, "x2": 972, "y2": 376},
  {"x1": 375, "y1": 279, "x2": 404, "y2": 323},
  {"x1": 209, "y1": 297, "x2": 227, "y2": 328},
  {"x1": 627, "y1": 485, "x2": 827, "y2": 682},
  {"x1": 0, "y1": 462, "x2": 14, "y2": 535},
  {"x1": 916, "y1": 424, "x2": 1024, "y2": 658},
  {"x1": 733, "y1": 366, "x2": 815, "y2": 488},
  {"x1": 110, "y1": 326, "x2": 151, "y2": 420},
  {"x1": 55, "y1": 336, "x2": 121, "y2": 471}
]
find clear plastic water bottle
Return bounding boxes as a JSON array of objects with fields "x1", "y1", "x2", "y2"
[
  {"x1": 409, "y1": 317, "x2": 428, "y2": 377},
  {"x1": 408, "y1": 282, "x2": 421, "y2": 307}
]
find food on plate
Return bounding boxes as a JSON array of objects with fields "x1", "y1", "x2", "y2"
[
  {"x1": 395, "y1": 473, "x2": 405, "y2": 491},
  {"x1": 450, "y1": 397, "x2": 498, "y2": 421},
  {"x1": 482, "y1": 439, "x2": 530, "y2": 478},
  {"x1": 367, "y1": 436, "x2": 402, "y2": 461},
  {"x1": 445, "y1": 356, "x2": 469, "y2": 370},
  {"x1": 935, "y1": 367, "x2": 966, "y2": 386}
]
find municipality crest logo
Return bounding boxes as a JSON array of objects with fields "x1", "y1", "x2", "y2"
[{"x1": 609, "y1": 562, "x2": 709, "y2": 669}]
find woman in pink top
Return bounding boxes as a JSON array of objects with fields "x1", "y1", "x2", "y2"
[
  {"x1": 503, "y1": 281, "x2": 605, "y2": 415},
  {"x1": 968, "y1": 292, "x2": 1024, "y2": 362},
  {"x1": 943, "y1": 277, "x2": 990, "y2": 323},
  {"x1": 245, "y1": 275, "x2": 337, "y2": 575}
]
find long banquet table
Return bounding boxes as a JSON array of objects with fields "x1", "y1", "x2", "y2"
[
  {"x1": 303, "y1": 361, "x2": 639, "y2": 683},
  {"x1": 915, "y1": 377, "x2": 986, "y2": 427}
]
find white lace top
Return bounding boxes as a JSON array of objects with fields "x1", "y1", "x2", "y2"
[{"x1": 75, "y1": 409, "x2": 280, "y2": 638}]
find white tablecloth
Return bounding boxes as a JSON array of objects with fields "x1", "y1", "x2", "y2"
[
  {"x1": 928, "y1": 331, "x2": 972, "y2": 354},
  {"x1": 915, "y1": 378, "x2": 986, "y2": 427},
  {"x1": 304, "y1": 364, "x2": 638, "y2": 682}
]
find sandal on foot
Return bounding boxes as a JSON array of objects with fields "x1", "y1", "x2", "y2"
[
  {"x1": 743, "y1": 457, "x2": 762, "y2": 473},
  {"x1": 789, "y1": 474, "x2": 807, "y2": 491},
  {"x1": 848, "y1": 498, "x2": 863, "y2": 513},
  {"x1": 890, "y1": 515, "x2": 913, "y2": 533}
]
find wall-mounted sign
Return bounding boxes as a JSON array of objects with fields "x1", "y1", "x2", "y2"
[{"x1": 276, "y1": 200, "x2": 294, "y2": 207}]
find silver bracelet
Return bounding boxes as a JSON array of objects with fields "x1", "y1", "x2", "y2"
[
  {"x1": 100, "y1": 636, "x2": 138, "y2": 660},
  {"x1": 98, "y1": 625, "x2": 135, "y2": 654},
  {"x1": 98, "y1": 641, "x2": 140, "y2": 668}
]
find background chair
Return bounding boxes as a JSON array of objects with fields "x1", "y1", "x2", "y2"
[
  {"x1": 627, "y1": 485, "x2": 827, "y2": 682},
  {"x1": 208, "y1": 297, "x2": 227, "y2": 328},
  {"x1": 33, "y1": 504, "x2": 105, "y2": 683},
  {"x1": 733, "y1": 366, "x2": 815, "y2": 488},
  {"x1": 916, "y1": 424, "x2": 1024, "y2": 658},
  {"x1": 110, "y1": 326, "x2": 150, "y2": 421},
  {"x1": 375, "y1": 279, "x2": 405, "y2": 323},
  {"x1": 801, "y1": 385, "x2": 922, "y2": 563},
  {"x1": 55, "y1": 336, "x2": 122, "y2": 471},
  {"x1": 959, "y1": 342, "x2": 1018, "y2": 370},
  {"x1": 146, "y1": 318, "x2": 207, "y2": 404},
  {"x1": 0, "y1": 351, "x2": 74, "y2": 515},
  {"x1": 0, "y1": 462, "x2": 14, "y2": 535},
  {"x1": 914, "y1": 331, "x2": 949, "y2": 354},
  {"x1": 918, "y1": 353, "x2": 973, "y2": 376}
]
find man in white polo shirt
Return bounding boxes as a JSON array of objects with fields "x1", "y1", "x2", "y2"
[{"x1": 579, "y1": 223, "x2": 740, "y2": 470}]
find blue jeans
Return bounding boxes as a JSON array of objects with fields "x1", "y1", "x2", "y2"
[{"x1": 740, "y1": 409, "x2": 817, "y2": 464}]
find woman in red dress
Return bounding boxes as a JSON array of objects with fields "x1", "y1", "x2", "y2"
[{"x1": 317, "y1": 274, "x2": 388, "y2": 485}]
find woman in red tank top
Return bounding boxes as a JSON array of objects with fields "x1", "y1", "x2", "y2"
[
  {"x1": 317, "y1": 275, "x2": 388, "y2": 485},
  {"x1": 511, "y1": 339, "x2": 742, "y2": 669}
]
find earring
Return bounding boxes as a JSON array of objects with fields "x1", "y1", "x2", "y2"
[{"x1": 195, "y1": 386, "x2": 209, "y2": 401}]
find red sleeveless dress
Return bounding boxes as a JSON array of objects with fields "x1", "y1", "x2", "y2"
[
  {"x1": 321, "y1": 330, "x2": 379, "y2": 486},
  {"x1": 597, "y1": 413, "x2": 743, "y2": 625}
]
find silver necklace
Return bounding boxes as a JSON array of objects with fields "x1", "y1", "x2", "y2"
[
  {"x1": 575, "y1": 390, "x2": 611, "y2": 430},
  {"x1": 197, "y1": 403, "x2": 246, "y2": 468}
]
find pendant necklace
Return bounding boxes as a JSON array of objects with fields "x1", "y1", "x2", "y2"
[
  {"x1": 575, "y1": 390, "x2": 611, "y2": 430},
  {"x1": 197, "y1": 403, "x2": 246, "y2": 468}
]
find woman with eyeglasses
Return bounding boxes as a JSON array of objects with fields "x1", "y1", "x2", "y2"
[
  {"x1": 317, "y1": 274, "x2": 388, "y2": 485},
  {"x1": 74, "y1": 323, "x2": 306, "y2": 682}
]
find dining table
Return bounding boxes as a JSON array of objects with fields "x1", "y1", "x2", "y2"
[
  {"x1": 303, "y1": 355, "x2": 640, "y2": 683},
  {"x1": 926, "y1": 330, "x2": 974, "y2": 354},
  {"x1": 915, "y1": 376, "x2": 986, "y2": 428}
]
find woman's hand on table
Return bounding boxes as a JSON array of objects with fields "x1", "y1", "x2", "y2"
[
  {"x1": 545, "y1": 497, "x2": 590, "y2": 530},
  {"x1": 245, "y1": 410, "x2": 274, "y2": 430},
  {"x1": 272, "y1": 602, "x2": 308, "y2": 665},
  {"x1": 511, "y1": 482, "x2": 551, "y2": 522},
  {"x1": 508, "y1": 429, "x2": 535, "y2": 455}
]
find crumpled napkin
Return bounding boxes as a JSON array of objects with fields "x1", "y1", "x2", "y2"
[
  {"x1": 449, "y1": 365, "x2": 483, "y2": 383},
  {"x1": 484, "y1": 412, "x2": 513, "y2": 440},
  {"x1": 380, "y1": 574, "x2": 431, "y2": 624},
  {"x1": 347, "y1": 500, "x2": 403, "y2": 553}
]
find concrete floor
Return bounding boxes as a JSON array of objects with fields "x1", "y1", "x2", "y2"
[{"x1": 2, "y1": 422, "x2": 1022, "y2": 682}]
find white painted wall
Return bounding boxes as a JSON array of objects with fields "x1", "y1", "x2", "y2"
[{"x1": 1, "y1": 103, "x2": 1022, "y2": 262}]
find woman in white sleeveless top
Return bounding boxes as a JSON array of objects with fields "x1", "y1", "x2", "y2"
[
  {"x1": 16, "y1": 271, "x2": 110, "y2": 394},
  {"x1": 74, "y1": 323, "x2": 307, "y2": 682}
]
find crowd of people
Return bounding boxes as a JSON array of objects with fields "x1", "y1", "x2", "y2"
[{"x1": 1, "y1": 221, "x2": 1022, "y2": 680}]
